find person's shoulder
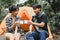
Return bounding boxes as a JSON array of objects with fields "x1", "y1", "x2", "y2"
[
  {"x1": 16, "y1": 16, "x2": 21, "y2": 19},
  {"x1": 42, "y1": 12, "x2": 47, "y2": 16},
  {"x1": 6, "y1": 15, "x2": 12, "y2": 19},
  {"x1": 5, "y1": 16, "x2": 12, "y2": 22},
  {"x1": 32, "y1": 15, "x2": 36, "y2": 18}
]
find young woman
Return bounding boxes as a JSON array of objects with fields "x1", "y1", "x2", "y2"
[{"x1": 5, "y1": 5, "x2": 20, "y2": 40}]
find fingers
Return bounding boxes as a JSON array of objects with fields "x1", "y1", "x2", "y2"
[
  {"x1": 28, "y1": 20, "x2": 33, "y2": 24},
  {"x1": 48, "y1": 35, "x2": 54, "y2": 40}
]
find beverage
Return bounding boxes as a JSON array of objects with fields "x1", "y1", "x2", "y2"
[
  {"x1": 19, "y1": 20, "x2": 29, "y2": 24},
  {"x1": 19, "y1": 20, "x2": 24, "y2": 24},
  {"x1": 23, "y1": 20, "x2": 28, "y2": 24}
]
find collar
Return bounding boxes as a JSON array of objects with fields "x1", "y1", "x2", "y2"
[
  {"x1": 9, "y1": 15, "x2": 18, "y2": 20},
  {"x1": 35, "y1": 11, "x2": 45, "y2": 18}
]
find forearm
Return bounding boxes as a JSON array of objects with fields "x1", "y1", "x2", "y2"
[
  {"x1": 29, "y1": 25, "x2": 33, "y2": 32},
  {"x1": 10, "y1": 23, "x2": 16, "y2": 29},
  {"x1": 47, "y1": 24, "x2": 52, "y2": 36},
  {"x1": 32, "y1": 22, "x2": 45, "y2": 27}
]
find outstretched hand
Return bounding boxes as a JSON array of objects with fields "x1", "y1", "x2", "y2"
[
  {"x1": 28, "y1": 20, "x2": 33, "y2": 24},
  {"x1": 46, "y1": 35, "x2": 54, "y2": 40}
]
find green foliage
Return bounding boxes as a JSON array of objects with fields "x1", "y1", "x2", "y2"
[
  {"x1": 37, "y1": 0, "x2": 60, "y2": 33},
  {"x1": 0, "y1": 0, "x2": 16, "y2": 8},
  {"x1": 24, "y1": 0, "x2": 37, "y2": 6},
  {"x1": 0, "y1": 0, "x2": 17, "y2": 23}
]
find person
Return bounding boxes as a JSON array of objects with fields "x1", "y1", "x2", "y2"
[
  {"x1": 5, "y1": 5, "x2": 20, "y2": 40},
  {"x1": 26, "y1": 4, "x2": 49, "y2": 40}
]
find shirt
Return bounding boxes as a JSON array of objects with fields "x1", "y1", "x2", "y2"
[
  {"x1": 6, "y1": 15, "x2": 20, "y2": 33},
  {"x1": 32, "y1": 12, "x2": 48, "y2": 32}
]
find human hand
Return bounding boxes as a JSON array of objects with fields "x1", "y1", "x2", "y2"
[
  {"x1": 15, "y1": 20, "x2": 20, "y2": 24},
  {"x1": 28, "y1": 20, "x2": 33, "y2": 24},
  {"x1": 48, "y1": 35, "x2": 53, "y2": 40}
]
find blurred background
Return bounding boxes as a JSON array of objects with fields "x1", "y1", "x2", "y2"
[{"x1": 0, "y1": 0, "x2": 60, "y2": 34}]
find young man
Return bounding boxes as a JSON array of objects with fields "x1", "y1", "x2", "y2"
[
  {"x1": 5, "y1": 5, "x2": 20, "y2": 40},
  {"x1": 26, "y1": 4, "x2": 48, "y2": 40}
]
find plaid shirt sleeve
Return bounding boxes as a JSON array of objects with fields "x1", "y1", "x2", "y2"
[{"x1": 6, "y1": 17, "x2": 11, "y2": 30}]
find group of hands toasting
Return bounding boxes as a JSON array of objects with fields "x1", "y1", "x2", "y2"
[
  {"x1": 15, "y1": 20, "x2": 33, "y2": 25},
  {"x1": 14, "y1": 20, "x2": 54, "y2": 40}
]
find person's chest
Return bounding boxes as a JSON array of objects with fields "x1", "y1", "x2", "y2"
[
  {"x1": 8, "y1": 17, "x2": 18, "y2": 25},
  {"x1": 32, "y1": 16, "x2": 42, "y2": 23}
]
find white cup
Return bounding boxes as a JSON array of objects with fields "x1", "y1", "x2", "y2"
[
  {"x1": 19, "y1": 20, "x2": 24, "y2": 24},
  {"x1": 23, "y1": 20, "x2": 28, "y2": 24}
]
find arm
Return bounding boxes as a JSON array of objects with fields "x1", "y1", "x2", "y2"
[
  {"x1": 29, "y1": 14, "x2": 47, "y2": 28},
  {"x1": 14, "y1": 17, "x2": 20, "y2": 34},
  {"x1": 31, "y1": 22, "x2": 45, "y2": 27},
  {"x1": 6, "y1": 17, "x2": 14, "y2": 30},
  {"x1": 15, "y1": 26, "x2": 18, "y2": 34},
  {"x1": 11, "y1": 16, "x2": 20, "y2": 29},
  {"x1": 47, "y1": 24, "x2": 53, "y2": 38},
  {"x1": 6, "y1": 17, "x2": 18, "y2": 30},
  {"x1": 29, "y1": 25, "x2": 33, "y2": 32},
  {"x1": 10, "y1": 23, "x2": 17, "y2": 29}
]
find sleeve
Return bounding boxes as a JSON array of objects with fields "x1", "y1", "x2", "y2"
[
  {"x1": 32, "y1": 16, "x2": 35, "y2": 27},
  {"x1": 6, "y1": 17, "x2": 11, "y2": 30},
  {"x1": 41, "y1": 14, "x2": 47, "y2": 23},
  {"x1": 32, "y1": 16, "x2": 35, "y2": 22},
  {"x1": 16, "y1": 16, "x2": 20, "y2": 21}
]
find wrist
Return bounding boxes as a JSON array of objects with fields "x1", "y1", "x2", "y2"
[
  {"x1": 10, "y1": 27, "x2": 13, "y2": 29},
  {"x1": 29, "y1": 30, "x2": 32, "y2": 32},
  {"x1": 30, "y1": 30, "x2": 32, "y2": 32},
  {"x1": 49, "y1": 34, "x2": 53, "y2": 36},
  {"x1": 32, "y1": 22, "x2": 35, "y2": 25},
  {"x1": 49, "y1": 33, "x2": 52, "y2": 35},
  {"x1": 33, "y1": 22, "x2": 37, "y2": 25}
]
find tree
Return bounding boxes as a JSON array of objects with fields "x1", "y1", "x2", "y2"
[
  {"x1": 24, "y1": 0, "x2": 37, "y2": 6},
  {"x1": 47, "y1": 0, "x2": 60, "y2": 33},
  {"x1": 0, "y1": 0, "x2": 17, "y2": 23}
]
